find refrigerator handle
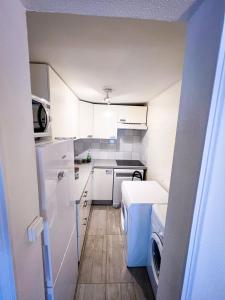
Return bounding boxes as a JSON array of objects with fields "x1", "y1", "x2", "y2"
[{"x1": 57, "y1": 171, "x2": 64, "y2": 181}]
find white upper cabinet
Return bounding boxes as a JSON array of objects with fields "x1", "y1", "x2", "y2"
[
  {"x1": 93, "y1": 105, "x2": 117, "y2": 139},
  {"x1": 79, "y1": 101, "x2": 94, "y2": 138},
  {"x1": 49, "y1": 68, "x2": 79, "y2": 139},
  {"x1": 30, "y1": 64, "x2": 50, "y2": 101},
  {"x1": 30, "y1": 63, "x2": 79, "y2": 139},
  {"x1": 117, "y1": 105, "x2": 147, "y2": 124}
]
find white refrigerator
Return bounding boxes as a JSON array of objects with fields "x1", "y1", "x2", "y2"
[{"x1": 36, "y1": 140, "x2": 78, "y2": 300}]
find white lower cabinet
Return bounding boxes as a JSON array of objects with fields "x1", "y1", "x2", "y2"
[
  {"x1": 93, "y1": 168, "x2": 113, "y2": 202},
  {"x1": 77, "y1": 171, "x2": 93, "y2": 259}
]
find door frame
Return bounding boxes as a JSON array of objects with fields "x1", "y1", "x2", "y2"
[
  {"x1": 181, "y1": 15, "x2": 225, "y2": 299},
  {"x1": 0, "y1": 152, "x2": 17, "y2": 299}
]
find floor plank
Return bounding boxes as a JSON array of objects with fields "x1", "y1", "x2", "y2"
[
  {"x1": 79, "y1": 235, "x2": 107, "y2": 283},
  {"x1": 130, "y1": 268, "x2": 155, "y2": 300},
  {"x1": 87, "y1": 206, "x2": 107, "y2": 236},
  {"x1": 106, "y1": 283, "x2": 136, "y2": 300},
  {"x1": 75, "y1": 206, "x2": 154, "y2": 300},
  {"x1": 75, "y1": 284, "x2": 105, "y2": 300},
  {"x1": 106, "y1": 235, "x2": 133, "y2": 283},
  {"x1": 106, "y1": 207, "x2": 121, "y2": 235}
]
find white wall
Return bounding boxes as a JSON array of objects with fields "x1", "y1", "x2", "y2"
[
  {"x1": 157, "y1": 0, "x2": 225, "y2": 299},
  {"x1": 141, "y1": 81, "x2": 181, "y2": 191},
  {"x1": 0, "y1": 1, "x2": 45, "y2": 299}
]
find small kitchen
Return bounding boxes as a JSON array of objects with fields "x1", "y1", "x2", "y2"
[
  {"x1": 30, "y1": 13, "x2": 181, "y2": 297},
  {"x1": 25, "y1": 10, "x2": 183, "y2": 300},
  {"x1": 2, "y1": 1, "x2": 224, "y2": 300}
]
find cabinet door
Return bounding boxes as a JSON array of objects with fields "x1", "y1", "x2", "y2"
[
  {"x1": 93, "y1": 168, "x2": 113, "y2": 201},
  {"x1": 117, "y1": 105, "x2": 147, "y2": 124},
  {"x1": 79, "y1": 101, "x2": 94, "y2": 138},
  {"x1": 86, "y1": 171, "x2": 93, "y2": 217},
  {"x1": 78, "y1": 195, "x2": 88, "y2": 259},
  {"x1": 30, "y1": 63, "x2": 50, "y2": 101},
  {"x1": 49, "y1": 67, "x2": 79, "y2": 139},
  {"x1": 93, "y1": 105, "x2": 117, "y2": 139}
]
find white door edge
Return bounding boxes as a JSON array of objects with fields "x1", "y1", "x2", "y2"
[{"x1": 181, "y1": 16, "x2": 225, "y2": 300}]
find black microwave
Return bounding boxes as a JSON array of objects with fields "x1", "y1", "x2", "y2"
[{"x1": 32, "y1": 95, "x2": 51, "y2": 139}]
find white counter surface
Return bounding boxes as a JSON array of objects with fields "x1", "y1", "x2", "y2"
[{"x1": 122, "y1": 181, "x2": 168, "y2": 207}]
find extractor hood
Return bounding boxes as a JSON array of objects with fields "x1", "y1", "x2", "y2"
[{"x1": 117, "y1": 123, "x2": 148, "y2": 130}]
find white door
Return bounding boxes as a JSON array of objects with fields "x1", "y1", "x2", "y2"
[
  {"x1": 79, "y1": 101, "x2": 94, "y2": 138},
  {"x1": 0, "y1": 161, "x2": 17, "y2": 299},
  {"x1": 117, "y1": 105, "x2": 147, "y2": 124},
  {"x1": 93, "y1": 168, "x2": 113, "y2": 201},
  {"x1": 93, "y1": 105, "x2": 117, "y2": 139}
]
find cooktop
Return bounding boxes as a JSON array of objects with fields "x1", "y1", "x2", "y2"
[{"x1": 116, "y1": 160, "x2": 144, "y2": 167}]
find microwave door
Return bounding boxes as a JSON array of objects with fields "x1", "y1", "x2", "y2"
[{"x1": 32, "y1": 100, "x2": 48, "y2": 133}]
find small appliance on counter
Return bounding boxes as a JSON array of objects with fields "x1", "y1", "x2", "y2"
[
  {"x1": 32, "y1": 95, "x2": 51, "y2": 139},
  {"x1": 74, "y1": 151, "x2": 92, "y2": 164},
  {"x1": 74, "y1": 167, "x2": 79, "y2": 180}
]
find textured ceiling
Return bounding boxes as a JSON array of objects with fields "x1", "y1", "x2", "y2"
[
  {"x1": 23, "y1": 0, "x2": 199, "y2": 22},
  {"x1": 27, "y1": 13, "x2": 186, "y2": 103}
]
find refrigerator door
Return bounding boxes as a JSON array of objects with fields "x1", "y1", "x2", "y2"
[
  {"x1": 36, "y1": 140, "x2": 78, "y2": 292},
  {"x1": 47, "y1": 226, "x2": 78, "y2": 300}
]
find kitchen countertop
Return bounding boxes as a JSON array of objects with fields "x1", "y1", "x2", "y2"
[
  {"x1": 74, "y1": 159, "x2": 147, "y2": 202},
  {"x1": 93, "y1": 159, "x2": 147, "y2": 170}
]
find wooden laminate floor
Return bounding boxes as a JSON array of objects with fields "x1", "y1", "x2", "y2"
[{"x1": 75, "y1": 206, "x2": 155, "y2": 300}]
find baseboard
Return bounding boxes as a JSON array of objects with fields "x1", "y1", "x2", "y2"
[{"x1": 92, "y1": 200, "x2": 113, "y2": 205}]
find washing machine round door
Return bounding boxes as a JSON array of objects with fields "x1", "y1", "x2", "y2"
[{"x1": 151, "y1": 232, "x2": 163, "y2": 285}]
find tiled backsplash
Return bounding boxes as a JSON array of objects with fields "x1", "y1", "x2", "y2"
[{"x1": 74, "y1": 129, "x2": 144, "y2": 160}]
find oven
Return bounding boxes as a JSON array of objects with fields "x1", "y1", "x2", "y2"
[{"x1": 32, "y1": 95, "x2": 51, "y2": 139}]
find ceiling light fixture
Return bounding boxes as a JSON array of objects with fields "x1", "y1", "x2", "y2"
[{"x1": 103, "y1": 88, "x2": 112, "y2": 105}]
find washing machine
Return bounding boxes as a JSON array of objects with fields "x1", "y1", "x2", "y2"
[
  {"x1": 121, "y1": 181, "x2": 168, "y2": 267},
  {"x1": 147, "y1": 203, "x2": 168, "y2": 297}
]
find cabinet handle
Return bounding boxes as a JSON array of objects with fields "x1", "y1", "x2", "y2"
[
  {"x1": 62, "y1": 155, "x2": 66, "y2": 159},
  {"x1": 109, "y1": 136, "x2": 116, "y2": 139},
  {"x1": 106, "y1": 170, "x2": 112, "y2": 175},
  {"x1": 120, "y1": 119, "x2": 126, "y2": 122},
  {"x1": 87, "y1": 135, "x2": 93, "y2": 138},
  {"x1": 57, "y1": 171, "x2": 64, "y2": 181}
]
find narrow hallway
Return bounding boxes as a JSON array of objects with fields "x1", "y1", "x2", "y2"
[{"x1": 75, "y1": 206, "x2": 154, "y2": 300}]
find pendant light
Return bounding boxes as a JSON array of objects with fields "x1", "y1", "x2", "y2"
[{"x1": 103, "y1": 88, "x2": 112, "y2": 105}]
